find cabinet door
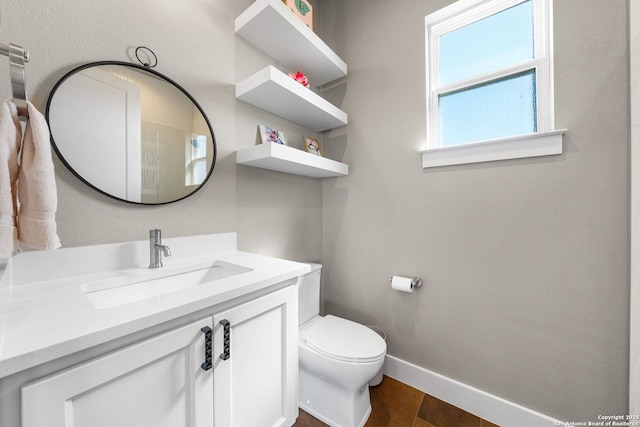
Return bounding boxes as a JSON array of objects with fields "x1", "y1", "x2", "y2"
[
  {"x1": 21, "y1": 317, "x2": 214, "y2": 427},
  {"x1": 213, "y1": 285, "x2": 297, "y2": 427}
]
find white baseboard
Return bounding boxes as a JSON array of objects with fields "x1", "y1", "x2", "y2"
[{"x1": 383, "y1": 355, "x2": 563, "y2": 427}]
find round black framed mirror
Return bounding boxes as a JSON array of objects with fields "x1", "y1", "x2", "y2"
[{"x1": 46, "y1": 61, "x2": 216, "y2": 205}]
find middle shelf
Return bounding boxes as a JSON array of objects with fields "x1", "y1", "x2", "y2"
[{"x1": 235, "y1": 65, "x2": 348, "y2": 133}]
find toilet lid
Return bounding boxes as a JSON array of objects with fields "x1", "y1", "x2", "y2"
[{"x1": 302, "y1": 315, "x2": 386, "y2": 363}]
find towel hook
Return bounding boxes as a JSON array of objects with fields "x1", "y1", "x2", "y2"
[{"x1": 0, "y1": 42, "x2": 30, "y2": 118}]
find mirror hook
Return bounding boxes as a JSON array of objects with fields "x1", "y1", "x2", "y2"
[{"x1": 134, "y1": 46, "x2": 158, "y2": 69}]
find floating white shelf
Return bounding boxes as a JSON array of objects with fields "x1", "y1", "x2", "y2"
[
  {"x1": 236, "y1": 65, "x2": 348, "y2": 132},
  {"x1": 235, "y1": 0, "x2": 350, "y2": 178},
  {"x1": 236, "y1": 142, "x2": 349, "y2": 178},
  {"x1": 235, "y1": 0, "x2": 347, "y2": 87}
]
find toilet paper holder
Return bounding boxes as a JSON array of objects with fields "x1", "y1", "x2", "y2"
[{"x1": 389, "y1": 276, "x2": 423, "y2": 288}]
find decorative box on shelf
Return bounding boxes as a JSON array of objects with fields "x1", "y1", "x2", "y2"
[{"x1": 282, "y1": 0, "x2": 313, "y2": 31}]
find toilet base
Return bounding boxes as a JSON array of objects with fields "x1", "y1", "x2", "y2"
[
  {"x1": 298, "y1": 367, "x2": 372, "y2": 427},
  {"x1": 299, "y1": 403, "x2": 371, "y2": 427}
]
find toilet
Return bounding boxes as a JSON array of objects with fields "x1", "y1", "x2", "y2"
[{"x1": 298, "y1": 264, "x2": 386, "y2": 427}]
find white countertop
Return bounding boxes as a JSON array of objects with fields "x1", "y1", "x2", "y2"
[{"x1": 0, "y1": 233, "x2": 310, "y2": 378}]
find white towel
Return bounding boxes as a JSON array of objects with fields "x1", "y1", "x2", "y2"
[
  {"x1": 17, "y1": 101, "x2": 61, "y2": 251},
  {"x1": 0, "y1": 100, "x2": 21, "y2": 257}
]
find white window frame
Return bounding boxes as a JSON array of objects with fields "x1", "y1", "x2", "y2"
[{"x1": 422, "y1": 0, "x2": 565, "y2": 168}]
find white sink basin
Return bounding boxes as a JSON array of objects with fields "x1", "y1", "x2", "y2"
[{"x1": 82, "y1": 260, "x2": 253, "y2": 309}]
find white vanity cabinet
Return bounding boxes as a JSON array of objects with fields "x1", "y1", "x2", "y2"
[
  {"x1": 213, "y1": 285, "x2": 297, "y2": 427},
  {"x1": 21, "y1": 317, "x2": 214, "y2": 427},
  {"x1": 19, "y1": 284, "x2": 298, "y2": 427}
]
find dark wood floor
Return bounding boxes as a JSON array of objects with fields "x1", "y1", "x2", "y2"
[{"x1": 293, "y1": 376, "x2": 500, "y2": 427}]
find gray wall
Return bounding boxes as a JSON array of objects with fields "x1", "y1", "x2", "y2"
[
  {"x1": 0, "y1": 0, "x2": 323, "y2": 263},
  {"x1": 632, "y1": 0, "x2": 640, "y2": 415},
  {"x1": 0, "y1": 0, "x2": 630, "y2": 422},
  {"x1": 320, "y1": 0, "x2": 629, "y2": 421}
]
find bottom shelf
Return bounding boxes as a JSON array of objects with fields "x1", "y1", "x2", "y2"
[{"x1": 236, "y1": 142, "x2": 349, "y2": 178}]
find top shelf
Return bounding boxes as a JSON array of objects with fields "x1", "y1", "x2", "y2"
[{"x1": 235, "y1": 0, "x2": 347, "y2": 87}]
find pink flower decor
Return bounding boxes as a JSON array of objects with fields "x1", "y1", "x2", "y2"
[{"x1": 289, "y1": 71, "x2": 309, "y2": 88}]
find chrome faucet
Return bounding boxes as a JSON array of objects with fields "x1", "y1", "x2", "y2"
[{"x1": 149, "y1": 229, "x2": 171, "y2": 269}]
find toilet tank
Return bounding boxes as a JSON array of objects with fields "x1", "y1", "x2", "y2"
[{"x1": 298, "y1": 263, "x2": 322, "y2": 325}]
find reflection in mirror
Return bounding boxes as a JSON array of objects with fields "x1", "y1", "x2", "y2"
[{"x1": 46, "y1": 62, "x2": 216, "y2": 204}]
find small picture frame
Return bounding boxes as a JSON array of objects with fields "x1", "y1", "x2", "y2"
[
  {"x1": 282, "y1": 0, "x2": 314, "y2": 31},
  {"x1": 303, "y1": 136, "x2": 322, "y2": 156},
  {"x1": 259, "y1": 125, "x2": 287, "y2": 145}
]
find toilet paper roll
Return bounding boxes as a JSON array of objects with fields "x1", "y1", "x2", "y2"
[{"x1": 391, "y1": 276, "x2": 414, "y2": 293}]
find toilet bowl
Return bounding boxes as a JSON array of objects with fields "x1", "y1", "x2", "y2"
[{"x1": 298, "y1": 265, "x2": 387, "y2": 427}]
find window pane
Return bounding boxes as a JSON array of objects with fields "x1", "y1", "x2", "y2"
[
  {"x1": 439, "y1": 0, "x2": 534, "y2": 85},
  {"x1": 189, "y1": 134, "x2": 208, "y2": 160},
  {"x1": 438, "y1": 69, "x2": 537, "y2": 146},
  {"x1": 193, "y1": 159, "x2": 207, "y2": 184}
]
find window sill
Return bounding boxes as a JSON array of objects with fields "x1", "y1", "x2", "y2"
[{"x1": 420, "y1": 130, "x2": 566, "y2": 169}]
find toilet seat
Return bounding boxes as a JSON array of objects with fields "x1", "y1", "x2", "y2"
[{"x1": 301, "y1": 315, "x2": 386, "y2": 363}]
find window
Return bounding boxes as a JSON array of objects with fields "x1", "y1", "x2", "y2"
[
  {"x1": 423, "y1": 0, "x2": 564, "y2": 168},
  {"x1": 185, "y1": 134, "x2": 208, "y2": 186}
]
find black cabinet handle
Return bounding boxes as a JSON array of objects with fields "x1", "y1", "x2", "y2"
[
  {"x1": 200, "y1": 326, "x2": 213, "y2": 371},
  {"x1": 219, "y1": 319, "x2": 230, "y2": 361}
]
